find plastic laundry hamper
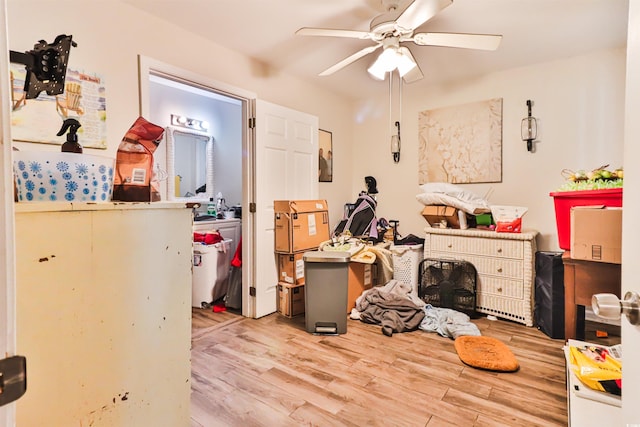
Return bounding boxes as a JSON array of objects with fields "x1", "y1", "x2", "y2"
[
  {"x1": 391, "y1": 244, "x2": 423, "y2": 295},
  {"x1": 192, "y1": 239, "x2": 232, "y2": 308}
]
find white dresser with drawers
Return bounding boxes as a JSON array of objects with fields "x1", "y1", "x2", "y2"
[{"x1": 423, "y1": 227, "x2": 538, "y2": 326}]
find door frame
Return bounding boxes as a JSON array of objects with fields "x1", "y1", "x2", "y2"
[
  {"x1": 138, "y1": 55, "x2": 257, "y2": 318},
  {"x1": 622, "y1": 1, "x2": 640, "y2": 424},
  {"x1": 0, "y1": 0, "x2": 18, "y2": 423}
]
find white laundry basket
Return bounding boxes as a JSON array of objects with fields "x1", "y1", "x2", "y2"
[
  {"x1": 391, "y1": 244, "x2": 424, "y2": 295},
  {"x1": 192, "y1": 239, "x2": 232, "y2": 308}
]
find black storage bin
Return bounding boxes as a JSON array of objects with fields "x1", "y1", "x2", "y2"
[{"x1": 534, "y1": 251, "x2": 565, "y2": 339}]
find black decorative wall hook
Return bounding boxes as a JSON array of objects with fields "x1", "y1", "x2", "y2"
[{"x1": 521, "y1": 99, "x2": 538, "y2": 152}]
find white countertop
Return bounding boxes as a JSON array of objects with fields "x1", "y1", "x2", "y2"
[{"x1": 14, "y1": 201, "x2": 192, "y2": 213}]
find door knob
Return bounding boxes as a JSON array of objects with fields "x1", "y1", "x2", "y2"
[{"x1": 592, "y1": 291, "x2": 640, "y2": 325}]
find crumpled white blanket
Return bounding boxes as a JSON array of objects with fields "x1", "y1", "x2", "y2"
[
  {"x1": 419, "y1": 304, "x2": 481, "y2": 339},
  {"x1": 416, "y1": 192, "x2": 491, "y2": 215}
]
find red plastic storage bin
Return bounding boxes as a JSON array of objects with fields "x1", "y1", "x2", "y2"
[{"x1": 549, "y1": 188, "x2": 623, "y2": 250}]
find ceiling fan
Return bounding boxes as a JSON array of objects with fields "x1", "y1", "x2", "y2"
[{"x1": 296, "y1": 0, "x2": 502, "y2": 83}]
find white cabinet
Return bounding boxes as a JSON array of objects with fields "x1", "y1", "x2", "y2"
[
  {"x1": 15, "y1": 202, "x2": 192, "y2": 427},
  {"x1": 423, "y1": 227, "x2": 538, "y2": 326}
]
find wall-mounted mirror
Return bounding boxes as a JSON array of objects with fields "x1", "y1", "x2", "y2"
[{"x1": 165, "y1": 126, "x2": 214, "y2": 202}]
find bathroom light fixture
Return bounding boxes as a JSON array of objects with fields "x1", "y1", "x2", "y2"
[
  {"x1": 171, "y1": 114, "x2": 208, "y2": 132},
  {"x1": 368, "y1": 38, "x2": 417, "y2": 81},
  {"x1": 520, "y1": 99, "x2": 537, "y2": 152}
]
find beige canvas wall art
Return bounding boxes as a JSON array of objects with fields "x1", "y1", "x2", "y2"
[{"x1": 418, "y1": 98, "x2": 502, "y2": 184}]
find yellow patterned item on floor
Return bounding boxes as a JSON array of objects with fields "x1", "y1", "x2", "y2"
[{"x1": 569, "y1": 344, "x2": 621, "y2": 395}]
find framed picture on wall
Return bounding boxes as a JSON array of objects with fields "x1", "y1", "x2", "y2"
[
  {"x1": 10, "y1": 64, "x2": 108, "y2": 149},
  {"x1": 319, "y1": 129, "x2": 332, "y2": 182}
]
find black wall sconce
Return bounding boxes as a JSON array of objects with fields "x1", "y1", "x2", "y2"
[
  {"x1": 391, "y1": 121, "x2": 400, "y2": 163},
  {"x1": 9, "y1": 34, "x2": 77, "y2": 100},
  {"x1": 521, "y1": 99, "x2": 537, "y2": 152}
]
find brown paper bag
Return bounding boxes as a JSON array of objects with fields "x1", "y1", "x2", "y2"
[{"x1": 112, "y1": 117, "x2": 164, "y2": 202}]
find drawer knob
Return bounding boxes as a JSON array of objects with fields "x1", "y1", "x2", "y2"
[
  {"x1": 497, "y1": 248, "x2": 502, "y2": 253},
  {"x1": 448, "y1": 244, "x2": 452, "y2": 248},
  {"x1": 497, "y1": 287, "x2": 503, "y2": 293},
  {"x1": 497, "y1": 267, "x2": 503, "y2": 273}
]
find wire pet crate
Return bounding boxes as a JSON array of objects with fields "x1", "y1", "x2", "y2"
[{"x1": 418, "y1": 258, "x2": 478, "y2": 317}]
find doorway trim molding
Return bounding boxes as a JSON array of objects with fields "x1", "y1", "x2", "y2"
[{"x1": 137, "y1": 55, "x2": 256, "y2": 318}]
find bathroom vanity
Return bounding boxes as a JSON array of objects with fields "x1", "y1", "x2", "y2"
[{"x1": 14, "y1": 202, "x2": 192, "y2": 426}]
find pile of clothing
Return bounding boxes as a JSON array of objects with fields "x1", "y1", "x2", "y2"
[
  {"x1": 193, "y1": 230, "x2": 223, "y2": 245},
  {"x1": 349, "y1": 280, "x2": 480, "y2": 338},
  {"x1": 350, "y1": 280, "x2": 425, "y2": 337},
  {"x1": 321, "y1": 236, "x2": 395, "y2": 286}
]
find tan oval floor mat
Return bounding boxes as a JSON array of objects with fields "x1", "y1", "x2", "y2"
[{"x1": 454, "y1": 336, "x2": 520, "y2": 372}]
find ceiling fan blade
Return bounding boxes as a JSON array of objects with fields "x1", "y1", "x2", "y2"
[
  {"x1": 412, "y1": 32, "x2": 502, "y2": 50},
  {"x1": 319, "y1": 45, "x2": 381, "y2": 76},
  {"x1": 296, "y1": 27, "x2": 372, "y2": 40},
  {"x1": 395, "y1": 0, "x2": 452, "y2": 31},
  {"x1": 400, "y1": 49, "x2": 423, "y2": 83}
]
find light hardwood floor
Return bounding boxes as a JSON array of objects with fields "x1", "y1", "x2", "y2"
[{"x1": 190, "y1": 308, "x2": 579, "y2": 427}]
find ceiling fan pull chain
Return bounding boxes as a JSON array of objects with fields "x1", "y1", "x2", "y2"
[
  {"x1": 399, "y1": 71, "x2": 402, "y2": 126},
  {"x1": 389, "y1": 71, "x2": 393, "y2": 135}
]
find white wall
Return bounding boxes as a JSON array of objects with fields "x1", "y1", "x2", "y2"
[
  {"x1": 7, "y1": 0, "x2": 355, "y2": 228},
  {"x1": 7, "y1": 1, "x2": 626, "y2": 247},
  {"x1": 351, "y1": 47, "x2": 626, "y2": 250}
]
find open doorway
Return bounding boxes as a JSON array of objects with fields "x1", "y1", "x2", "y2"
[
  {"x1": 138, "y1": 56, "x2": 255, "y2": 318},
  {"x1": 138, "y1": 56, "x2": 320, "y2": 321}
]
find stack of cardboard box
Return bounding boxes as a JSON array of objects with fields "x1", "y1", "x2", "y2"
[{"x1": 274, "y1": 200, "x2": 330, "y2": 317}]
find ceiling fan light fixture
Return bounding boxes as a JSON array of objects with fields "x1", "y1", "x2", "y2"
[
  {"x1": 396, "y1": 47, "x2": 417, "y2": 77},
  {"x1": 367, "y1": 61, "x2": 387, "y2": 80},
  {"x1": 298, "y1": 0, "x2": 501, "y2": 83},
  {"x1": 367, "y1": 46, "x2": 396, "y2": 80},
  {"x1": 379, "y1": 46, "x2": 401, "y2": 71},
  {"x1": 367, "y1": 45, "x2": 416, "y2": 80}
]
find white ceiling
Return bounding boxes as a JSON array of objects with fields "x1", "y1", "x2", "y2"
[{"x1": 121, "y1": 0, "x2": 629, "y2": 100}]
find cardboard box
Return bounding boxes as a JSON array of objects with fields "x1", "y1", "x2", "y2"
[
  {"x1": 570, "y1": 206, "x2": 622, "y2": 264},
  {"x1": 347, "y1": 262, "x2": 373, "y2": 313},
  {"x1": 421, "y1": 205, "x2": 462, "y2": 229},
  {"x1": 277, "y1": 282, "x2": 305, "y2": 317},
  {"x1": 550, "y1": 188, "x2": 623, "y2": 250},
  {"x1": 277, "y1": 252, "x2": 305, "y2": 285},
  {"x1": 274, "y1": 200, "x2": 330, "y2": 253}
]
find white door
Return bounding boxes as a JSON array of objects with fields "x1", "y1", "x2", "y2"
[
  {"x1": 0, "y1": 0, "x2": 18, "y2": 424},
  {"x1": 252, "y1": 100, "x2": 318, "y2": 318},
  {"x1": 622, "y1": 2, "x2": 640, "y2": 425}
]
